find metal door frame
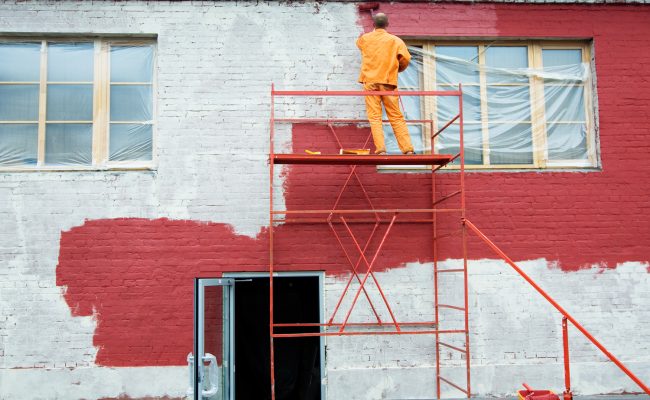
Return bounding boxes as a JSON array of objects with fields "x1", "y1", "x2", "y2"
[
  {"x1": 194, "y1": 277, "x2": 235, "y2": 400},
  {"x1": 224, "y1": 271, "x2": 326, "y2": 400}
]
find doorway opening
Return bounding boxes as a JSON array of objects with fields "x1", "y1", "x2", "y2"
[{"x1": 233, "y1": 274, "x2": 323, "y2": 400}]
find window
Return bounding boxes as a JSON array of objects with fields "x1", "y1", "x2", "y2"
[
  {"x1": 0, "y1": 39, "x2": 154, "y2": 169},
  {"x1": 388, "y1": 41, "x2": 597, "y2": 169}
]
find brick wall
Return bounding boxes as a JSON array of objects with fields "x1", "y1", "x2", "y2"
[{"x1": 0, "y1": 1, "x2": 649, "y2": 399}]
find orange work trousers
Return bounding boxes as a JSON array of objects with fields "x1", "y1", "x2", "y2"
[{"x1": 363, "y1": 82, "x2": 414, "y2": 154}]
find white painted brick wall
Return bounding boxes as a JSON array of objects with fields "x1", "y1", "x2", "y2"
[
  {"x1": 0, "y1": 1, "x2": 361, "y2": 398},
  {"x1": 0, "y1": 1, "x2": 648, "y2": 400},
  {"x1": 325, "y1": 260, "x2": 650, "y2": 399}
]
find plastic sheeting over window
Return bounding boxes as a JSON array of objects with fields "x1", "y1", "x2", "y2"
[
  {"x1": 109, "y1": 45, "x2": 153, "y2": 162},
  {"x1": 0, "y1": 43, "x2": 40, "y2": 166},
  {"x1": 387, "y1": 44, "x2": 595, "y2": 168},
  {"x1": 45, "y1": 42, "x2": 94, "y2": 166},
  {"x1": 383, "y1": 52, "x2": 424, "y2": 154},
  {"x1": 0, "y1": 124, "x2": 38, "y2": 166}
]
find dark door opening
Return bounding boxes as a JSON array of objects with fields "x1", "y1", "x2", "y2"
[{"x1": 234, "y1": 276, "x2": 321, "y2": 400}]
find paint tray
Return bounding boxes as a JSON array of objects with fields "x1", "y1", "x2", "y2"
[
  {"x1": 517, "y1": 390, "x2": 559, "y2": 400},
  {"x1": 339, "y1": 148, "x2": 371, "y2": 155}
]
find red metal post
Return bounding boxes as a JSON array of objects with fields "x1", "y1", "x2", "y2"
[
  {"x1": 459, "y1": 83, "x2": 472, "y2": 398},
  {"x1": 464, "y1": 218, "x2": 650, "y2": 396},
  {"x1": 269, "y1": 84, "x2": 276, "y2": 400},
  {"x1": 562, "y1": 316, "x2": 573, "y2": 400},
  {"x1": 433, "y1": 124, "x2": 442, "y2": 399}
]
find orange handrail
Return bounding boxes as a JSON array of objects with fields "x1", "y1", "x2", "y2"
[{"x1": 464, "y1": 218, "x2": 650, "y2": 396}]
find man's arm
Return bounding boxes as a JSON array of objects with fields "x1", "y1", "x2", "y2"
[
  {"x1": 356, "y1": 35, "x2": 364, "y2": 50},
  {"x1": 397, "y1": 41, "x2": 411, "y2": 72}
]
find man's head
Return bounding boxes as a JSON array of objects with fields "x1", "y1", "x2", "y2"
[{"x1": 373, "y1": 13, "x2": 389, "y2": 29}]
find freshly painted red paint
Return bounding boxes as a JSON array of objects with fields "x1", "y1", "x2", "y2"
[{"x1": 56, "y1": 4, "x2": 650, "y2": 367}]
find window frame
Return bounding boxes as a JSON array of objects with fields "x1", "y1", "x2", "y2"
[
  {"x1": 0, "y1": 36, "x2": 157, "y2": 171},
  {"x1": 394, "y1": 39, "x2": 597, "y2": 170}
]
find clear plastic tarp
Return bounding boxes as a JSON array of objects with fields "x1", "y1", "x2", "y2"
[
  {"x1": 109, "y1": 45, "x2": 154, "y2": 162},
  {"x1": 385, "y1": 45, "x2": 593, "y2": 167},
  {"x1": 0, "y1": 42, "x2": 40, "y2": 166},
  {"x1": 0, "y1": 42, "x2": 154, "y2": 167},
  {"x1": 45, "y1": 42, "x2": 94, "y2": 166}
]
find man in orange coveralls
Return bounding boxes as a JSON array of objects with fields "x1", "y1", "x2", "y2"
[{"x1": 356, "y1": 13, "x2": 414, "y2": 155}]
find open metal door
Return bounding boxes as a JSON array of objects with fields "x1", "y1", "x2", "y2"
[{"x1": 192, "y1": 278, "x2": 234, "y2": 400}]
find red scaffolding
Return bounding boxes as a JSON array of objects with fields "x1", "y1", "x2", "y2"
[
  {"x1": 268, "y1": 85, "x2": 472, "y2": 399},
  {"x1": 267, "y1": 85, "x2": 650, "y2": 400}
]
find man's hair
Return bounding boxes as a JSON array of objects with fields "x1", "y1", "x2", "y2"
[{"x1": 373, "y1": 13, "x2": 389, "y2": 29}]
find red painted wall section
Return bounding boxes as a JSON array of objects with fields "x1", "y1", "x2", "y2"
[
  {"x1": 56, "y1": 4, "x2": 650, "y2": 367},
  {"x1": 354, "y1": 2, "x2": 650, "y2": 267}
]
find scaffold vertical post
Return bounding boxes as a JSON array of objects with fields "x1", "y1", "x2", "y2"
[
  {"x1": 459, "y1": 83, "x2": 471, "y2": 398},
  {"x1": 433, "y1": 113, "x2": 442, "y2": 400},
  {"x1": 563, "y1": 316, "x2": 573, "y2": 400},
  {"x1": 269, "y1": 83, "x2": 276, "y2": 400}
]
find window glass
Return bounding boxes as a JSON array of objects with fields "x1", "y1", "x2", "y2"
[
  {"x1": 487, "y1": 86, "x2": 531, "y2": 121},
  {"x1": 0, "y1": 43, "x2": 41, "y2": 167},
  {"x1": 110, "y1": 85, "x2": 153, "y2": 121},
  {"x1": 47, "y1": 43, "x2": 93, "y2": 82},
  {"x1": 45, "y1": 43, "x2": 94, "y2": 165},
  {"x1": 485, "y1": 46, "x2": 529, "y2": 84},
  {"x1": 0, "y1": 85, "x2": 39, "y2": 120},
  {"x1": 109, "y1": 45, "x2": 154, "y2": 163},
  {"x1": 544, "y1": 85, "x2": 585, "y2": 122},
  {"x1": 0, "y1": 124, "x2": 38, "y2": 165},
  {"x1": 542, "y1": 48, "x2": 588, "y2": 161},
  {"x1": 486, "y1": 46, "x2": 528, "y2": 69},
  {"x1": 46, "y1": 84, "x2": 93, "y2": 120},
  {"x1": 109, "y1": 123, "x2": 152, "y2": 161},
  {"x1": 437, "y1": 124, "x2": 483, "y2": 165},
  {"x1": 488, "y1": 123, "x2": 534, "y2": 165},
  {"x1": 45, "y1": 123, "x2": 92, "y2": 165},
  {"x1": 542, "y1": 49, "x2": 582, "y2": 67},
  {"x1": 110, "y1": 46, "x2": 153, "y2": 82},
  {"x1": 438, "y1": 86, "x2": 481, "y2": 122},
  {"x1": 0, "y1": 43, "x2": 40, "y2": 81},
  {"x1": 436, "y1": 46, "x2": 480, "y2": 85},
  {"x1": 547, "y1": 123, "x2": 588, "y2": 160}
]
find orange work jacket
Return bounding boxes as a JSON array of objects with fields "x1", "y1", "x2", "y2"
[{"x1": 356, "y1": 28, "x2": 411, "y2": 86}]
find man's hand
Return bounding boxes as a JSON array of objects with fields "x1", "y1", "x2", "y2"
[{"x1": 398, "y1": 54, "x2": 409, "y2": 72}]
